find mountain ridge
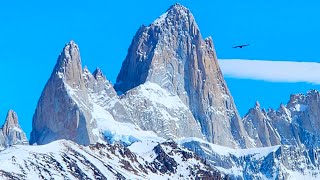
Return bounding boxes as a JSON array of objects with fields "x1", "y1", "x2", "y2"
[{"x1": 0, "y1": 3, "x2": 319, "y2": 180}]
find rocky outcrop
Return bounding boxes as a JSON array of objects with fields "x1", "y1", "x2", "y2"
[
  {"x1": 30, "y1": 41, "x2": 98, "y2": 145},
  {"x1": 83, "y1": 67, "x2": 133, "y2": 124},
  {"x1": 242, "y1": 101, "x2": 281, "y2": 147},
  {"x1": 243, "y1": 90, "x2": 320, "y2": 149},
  {"x1": 180, "y1": 138, "x2": 320, "y2": 180},
  {"x1": 0, "y1": 110, "x2": 28, "y2": 148},
  {"x1": 115, "y1": 3, "x2": 250, "y2": 148}
]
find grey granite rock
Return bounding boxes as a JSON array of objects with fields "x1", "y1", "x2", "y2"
[
  {"x1": 243, "y1": 90, "x2": 320, "y2": 149},
  {"x1": 1, "y1": 110, "x2": 28, "y2": 147},
  {"x1": 30, "y1": 41, "x2": 97, "y2": 145},
  {"x1": 115, "y1": 4, "x2": 250, "y2": 148}
]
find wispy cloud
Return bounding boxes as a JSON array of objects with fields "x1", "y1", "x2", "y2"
[{"x1": 219, "y1": 59, "x2": 320, "y2": 84}]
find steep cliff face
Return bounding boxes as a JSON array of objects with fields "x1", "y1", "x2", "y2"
[
  {"x1": 30, "y1": 41, "x2": 98, "y2": 145},
  {"x1": 115, "y1": 3, "x2": 250, "y2": 148}
]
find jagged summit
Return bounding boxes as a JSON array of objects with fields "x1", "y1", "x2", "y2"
[
  {"x1": 3, "y1": 110, "x2": 19, "y2": 131},
  {"x1": 30, "y1": 41, "x2": 96, "y2": 146},
  {"x1": 254, "y1": 101, "x2": 260, "y2": 109},
  {"x1": 115, "y1": 4, "x2": 251, "y2": 148},
  {"x1": 152, "y1": 3, "x2": 192, "y2": 26},
  {"x1": 55, "y1": 40, "x2": 80, "y2": 70},
  {"x1": 92, "y1": 67, "x2": 105, "y2": 80},
  {"x1": 0, "y1": 110, "x2": 28, "y2": 147},
  {"x1": 52, "y1": 40, "x2": 85, "y2": 90},
  {"x1": 243, "y1": 89, "x2": 320, "y2": 149}
]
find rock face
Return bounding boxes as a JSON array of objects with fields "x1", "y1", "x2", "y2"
[
  {"x1": 83, "y1": 67, "x2": 133, "y2": 124},
  {"x1": 115, "y1": 3, "x2": 250, "y2": 148},
  {"x1": 30, "y1": 41, "x2": 97, "y2": 145},
  {"x1": 30, "y1": 41, "x2": 138, "y2": 146},
  {"x1": 243, "y1": 90, "x2": 320, "y2": 149},
  {"x1": 0, "y1": 110, "x2": 28, "y2": 148},
  {"x1": 242, "y1": 101, "x2": 281, "y2": 147}
]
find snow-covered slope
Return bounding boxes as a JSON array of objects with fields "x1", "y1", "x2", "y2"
[
  {"x1": 0, "y1": 140, "x2": 223, "y2": 180},
  {"x1": 120, "y1": 82, "x2": 204, "y2": 140},
  {"x1": 179, "y1": 138, "x2": 320, "y2": 180}
]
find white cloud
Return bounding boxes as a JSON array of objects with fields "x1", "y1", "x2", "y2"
[{"x1": 219, "y1": 59, "x2": 320, "y2": 84}]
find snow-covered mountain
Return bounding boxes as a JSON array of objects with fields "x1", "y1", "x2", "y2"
[
  {"x1": 0, "y1": 110, "x2": 28, "y2": 149},
  {"x1": 115, "y1": 3, "x2": 250, "y2": 148},
  {"x1": 243, "y1": 90, "x2": 320, "y2": 149},
  {"x1": 0, "y1": 3, "x2": 319, "y2": 180},
  {"x1": 180, "y1": 138, "x2": 320, "y2": 179},
  {"x1": 0, "y1": 139, "x2": 222, "y2": 179}
]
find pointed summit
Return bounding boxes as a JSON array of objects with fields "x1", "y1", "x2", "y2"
[
  {"x1": 92, "y1": 67, "x2": 106, "y2": 81},
  {"x1": 52, "y1": 40, "x2": 84, "y2": 89},
  {"x1": 254, "y1": 101, "x2": 261, "y2": 109},
  {"x1": 55, "y1": 40, "x2": 80, "y2": 70},
  {"x1": 3, "y1": 110, "x2": 19, "y2": 136},
  {"x1": 152, "y1": 3, "x2": 191, "y2": 26},
  {"x1": 115, "y1": 4, "x2": 251, "y2": 148},
  {"x1": 151, "y1": 3, "x2": 199, "y2": 39},
  {"x1": 30, "y1": 41, "x2": 97, "y2": 146},
  {"x1": 1, "y1": 110, "x2": 28, "y2": 147}
]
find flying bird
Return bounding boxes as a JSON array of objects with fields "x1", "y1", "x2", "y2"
[{"x1": 233, "y1": 44, "x2": 250, "y2": 48}]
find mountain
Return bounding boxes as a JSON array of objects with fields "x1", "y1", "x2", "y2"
[
  {"x1": 0, "y1": 139, "x2": 223, "y2": 179},
  {"x1": 12, "y1": 3, "x2": 320, "y2": 180},
  {"x1": 0, "y1": 110, "x2": 28, "y2": 148},
  {"x1": 30, "y1": 41, "x2": 98, "y2": 145},
  {"x1": 180, "y1": 138, "x2": 320, "y2": 179},
  {"x1": 243, "y1": 90, "x2": 320, "y2": 149},
  {"x1": 242, "y1": 101, "x2": 281, "y2": 147},
  {"x1": 115, "y1": 3, "x2": 250, "y2": 148}
]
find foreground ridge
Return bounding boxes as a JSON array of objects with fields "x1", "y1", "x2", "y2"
[{"x1": 0, "y1": 140, "x2": 223, "y2": 179}]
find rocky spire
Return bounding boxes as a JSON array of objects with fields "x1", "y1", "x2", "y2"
[
  {"x1": 254, "y1": 101, "x2": 261, "y2": 109},
  {"x1": 2, "y1": 110, "x2": 19, "y2": 136},
  {"x1": 30, "y1": 41, "x2": 97, "y2": 145},
  {"x1": 243, "y1": 102, "x2": 281, "y2": 147},
  {"x1": 52, "y1": 40, "x2": 86, "y2": 89},
  {"x1": 1, "y1": 110, "x2": 28, "y2": 147},
  {"x1": 92, "y1": 67, "x2": 106, "y2": 81},
  {"x1": 115, "y1": 4, "x2": 250, "y2": 148}
]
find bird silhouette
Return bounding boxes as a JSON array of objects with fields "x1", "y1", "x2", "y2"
[{"x1": 233, "y1": 44, "x2": 250, "y2": 48}]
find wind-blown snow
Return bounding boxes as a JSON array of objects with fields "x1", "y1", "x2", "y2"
[{"x1": 219, "y1": 59, "x2": 320, "y2": 84}]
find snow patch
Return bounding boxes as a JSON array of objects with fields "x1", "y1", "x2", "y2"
[{"x1": 153, "y1": 12, "x2": 168, "y2": 26}]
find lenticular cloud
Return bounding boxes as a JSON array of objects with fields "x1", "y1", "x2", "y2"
[{"x1": 219, "y1": 59, "x2": 320, "y2": 84}]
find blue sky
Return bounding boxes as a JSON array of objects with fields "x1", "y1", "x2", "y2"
[{"x1": 1, "y1": 1, "x2": 320, "y2": 137}]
